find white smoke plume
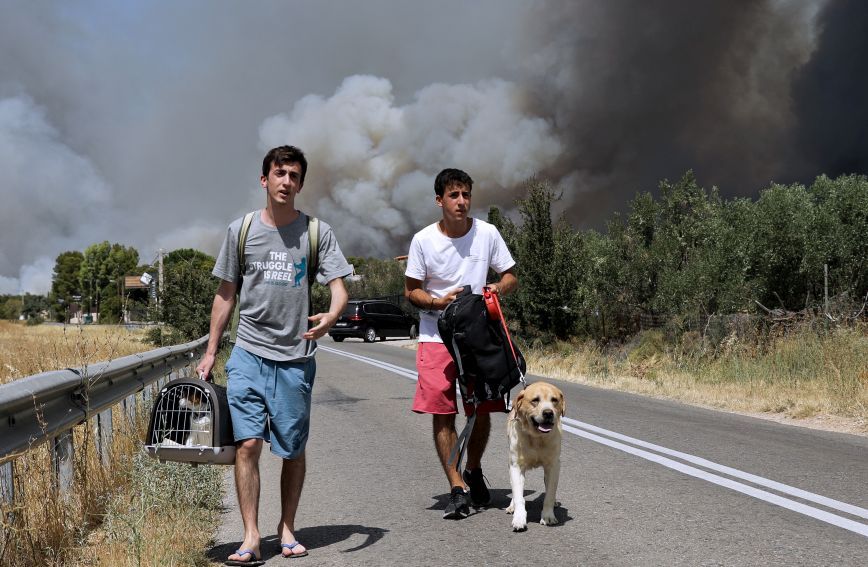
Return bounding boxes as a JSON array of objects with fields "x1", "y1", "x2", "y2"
[
  {"x1": 0, "y1": 95, "x2": 114, "y2": 294},
  {"x1": 259, "y1": 75, "x2": 563, "y2": 256}
]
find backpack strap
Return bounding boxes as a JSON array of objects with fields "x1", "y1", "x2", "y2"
[
  {"x1": 302, "y1": 215, "x2": 320, "y2": 355},
  {"x1": 307, "y1": 216, "x2": 319, "y2": 287},
  {"x1": 229, "y1": 212, "x2": 256, "y2": 344},
  {"x1": 237, "y1": 212, "x2": 255, "y2": 277}
]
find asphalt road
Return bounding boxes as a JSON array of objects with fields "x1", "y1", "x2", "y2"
[{"x1": 210, "y1": 339, "x2": 868, "y2": 566}]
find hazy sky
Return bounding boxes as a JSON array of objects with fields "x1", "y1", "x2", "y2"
[{"x1": 1, "y1": 0, "x2": 865, "y2": 294}]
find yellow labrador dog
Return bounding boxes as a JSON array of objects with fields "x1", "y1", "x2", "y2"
[{"x1": 506, "y1": 381, "x2": 565, "y2": 531}]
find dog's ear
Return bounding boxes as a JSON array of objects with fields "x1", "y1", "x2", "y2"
[
  {"x1": 558, "y1": 390, "x2": 566, "y2": 417},
  {"x1": 513, "y1": 390, "x2": 526, "y2": 413}
]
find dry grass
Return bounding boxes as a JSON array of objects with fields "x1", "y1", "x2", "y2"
[
  {"x1": 0, "y1": 321, "x2": 150, "y2": 385},
  {"x1": 523, "y1": 324, "x2": 868, "y2": 434},
  {"x1": 0, "y1": 321, "x2": 225, "y2": 566}
]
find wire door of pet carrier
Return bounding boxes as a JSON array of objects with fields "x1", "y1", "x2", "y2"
[{"x1": 145, "y1": 378, "x2": 236, "y2": 465}]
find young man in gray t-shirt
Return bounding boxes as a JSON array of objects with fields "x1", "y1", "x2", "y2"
[{"x1": 197, "y1": 146, "x2": 351, "y2": 563}]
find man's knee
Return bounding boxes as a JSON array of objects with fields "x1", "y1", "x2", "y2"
[
  {"x1": 433, "y1": 413, "x2": 456, "y2": 431},
  {"x1": 282, "y1": 451, "x2": 306, "y2": 467},
  {"x1": 236, "y1": 438, "x2": 263, "y2": 460}
]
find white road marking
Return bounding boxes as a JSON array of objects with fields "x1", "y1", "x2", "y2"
[
  {"x1": 319, "y1": 346, "x2": 418, "y2": 380},
  {"x1": 562, "y1": 423, "x2": 868, "y2": 537},
  {"x1": 563, "y1": 416, "x2": 868, "y2": 521},
  {"x1": 319, "y1": 345, "x2": 868, "y2": 537}
]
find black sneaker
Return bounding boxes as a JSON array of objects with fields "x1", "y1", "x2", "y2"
[
  {"x1": 463, "y1": 467, "x2": 491, "y2": 507},
  {"x1": 443, "y1": 486, "x2": 470, "y2": 519}
]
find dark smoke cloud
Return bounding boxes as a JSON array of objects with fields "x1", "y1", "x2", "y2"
[
  {"x1": 520, "y1": 0, "x2": 837, "y2": 226},
  {"x1": 792, "y1": 0, "x2": 868, "y2": 179}
]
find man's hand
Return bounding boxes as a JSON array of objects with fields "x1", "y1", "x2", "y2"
[
  {"x1": 195, "y1": 353, "x2": 216, "y2": 381},
  {"x1": 434, "y1": 286, "x2": 464, "y2": 309},
  {"x1": 304, "y1": 312, "x2": 338, "y2": 340}
]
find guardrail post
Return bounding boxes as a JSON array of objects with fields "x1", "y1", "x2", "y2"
[
  {"x1": 182, "y1": 360, "x2": 194, "y2": 379},
  {"x1": 143, "y1": 382, "x2": 153, "y2": 406},
  {"x1": 123, "y1": 394, "x2": 137, "y2": 426},
  {"x1": 52, "y1": 431, "x2": 74, "y2": 495},
  {"x1": 96, "y1": 408, "x2": 113, "y2": 466},
  {"x1": 0, "y1": 461, "x2": 14, "y2": 505}
]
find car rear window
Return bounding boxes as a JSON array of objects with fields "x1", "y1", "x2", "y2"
[
  {"x1": 364, "y1": 303, "x2": 382, "y2": 314},
  {"x1": 342, "y1": 304, "x2": 360, "y2": 316},
  {"x1": 384, "y1": 304, "x2": 403, "y2": 315}
]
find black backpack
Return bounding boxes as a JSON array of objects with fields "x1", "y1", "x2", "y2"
[{"x1": 438, "y1": 286, "x2": 526, "y2": 467}]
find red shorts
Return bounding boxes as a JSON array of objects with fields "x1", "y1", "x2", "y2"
[{"x1": 412, "y1": 342, "x2": 506, "y2": 416}]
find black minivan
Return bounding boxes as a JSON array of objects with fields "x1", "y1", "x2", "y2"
[{"x1": 329, "y1": 300, "x2": 418, "y2": 342}]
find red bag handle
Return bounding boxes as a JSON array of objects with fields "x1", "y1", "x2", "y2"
[{"x1": 483, "y1": 286, "x2": 520, "y2": 365}]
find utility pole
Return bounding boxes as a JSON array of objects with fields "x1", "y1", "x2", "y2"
[
  {"x1": 824, "y1": 263, "x2": 829, "y2": 315},
  {"x1": 158, "y1": 248, "x2": 164, "y2": 310}
]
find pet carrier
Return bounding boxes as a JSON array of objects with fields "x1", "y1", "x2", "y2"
[{"x1": 144, "y1": 378, "x2": 236, "y2": 465}]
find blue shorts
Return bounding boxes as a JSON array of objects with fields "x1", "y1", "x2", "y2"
[{"x1": 225, "y1": 346, "x2": 316, "y2": 460}]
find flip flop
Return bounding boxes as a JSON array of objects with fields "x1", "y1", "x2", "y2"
[
  {"x1": 281, "y1": 541, "x2": 309, "y2": 558},
  {"x1": 225, "y1": 548, "x2": 265, "y2": 566}
]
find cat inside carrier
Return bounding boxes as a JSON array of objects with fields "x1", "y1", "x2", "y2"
[{"x1": 145, "y1": 378, "x2": 236, "y2": 465}]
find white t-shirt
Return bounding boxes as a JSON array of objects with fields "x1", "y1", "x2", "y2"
[{"x1": 405, "y1": 218, "x2": 515, "y2": 342}]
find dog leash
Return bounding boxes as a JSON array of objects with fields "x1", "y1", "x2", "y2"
[{"x1": 483, "y1": 287, "x2": 527, "y2": 391}]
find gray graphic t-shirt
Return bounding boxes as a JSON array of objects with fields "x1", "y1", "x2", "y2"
[{"x1": 213, "y1": 211, "x2": 352, "y2": 361}]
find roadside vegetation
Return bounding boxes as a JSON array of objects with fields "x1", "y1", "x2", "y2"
[
  {"x1": 0, "y1": 321, "x2": 227, "y2": 566},
  {"x1": 0, "y1": 321, "x2": 147, "y2": 385},
  {"x1": 522, "y1": 323, "x2": 867, "y2": 432},
  {"x1": 499, "y1": 172, "x2": 866, "y2": 432}
]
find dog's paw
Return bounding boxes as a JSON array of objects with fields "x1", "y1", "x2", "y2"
[
  {"x1": 540, "y1": 509, "x2": 559, "y2": 526},
  {"x1": 511, "y1": 510, "x2": 527, "y2": 531},
  {"x1": 506, "y1": 501, "x2": 515, "y2": 514}
]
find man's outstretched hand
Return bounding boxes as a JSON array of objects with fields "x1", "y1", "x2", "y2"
[{"x1": 304, "y1": 312, "x2": 338, "y2": 340}]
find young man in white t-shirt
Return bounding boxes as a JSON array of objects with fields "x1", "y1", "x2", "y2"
[{"x1": 404, "y1": 168, "x2": 518, "y2": 519}]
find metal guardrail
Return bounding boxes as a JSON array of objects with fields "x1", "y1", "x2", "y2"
[{"x1": 0, "y1": 334, "x2": 210, "y2": 503}]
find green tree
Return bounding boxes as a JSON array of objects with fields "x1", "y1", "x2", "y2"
[
  {"x1": 750, "y1": 182, "x2": 814, "y2": 310},
  {"x1": 650, "y1": 171, "x2": 720, "y2": 318},
  {"x1": 587, "y1": 218, "x2": 639, "y2": 339},
  {"x1": 343, "y1": 256, "x2": 405, "y2": 301},
  {"x1": 0, "y1": 296, "x2": 23, "y2": 320},
  {"x1": 164, "y1": 248, "x2": 215, "y2": 274},
  {"x1": 706, "y1": 197, "x2": 758, "y2": 313},
  {"x1": 807, "y1": 174, "x2": 868, "y2": 304},
  {"x1": 20, "y1": 293, "x2": 49, "y2": 320},
  {"x1": 615, "y1": 192, "x2": 661, "y2": 317},
  {"x1": 79, "y1": 241, "x2": 140, "y2": 321},
  {"x1": 512, "y1": 178, "x2": 581, "y2": 339},
  {"x1": 487, "y1": 205, "x2": 518, "y2": 253},
  {"x1": 159, "y1": 249, "x2": 218, "y2": 341},
  {"x1": 51, "y1": 251, "x2": 84, "y2": 300},
  {"x1": 50, "y1": 251, "x2": 84, "y2": 322}
]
